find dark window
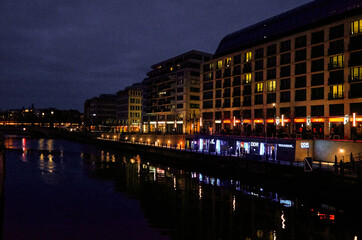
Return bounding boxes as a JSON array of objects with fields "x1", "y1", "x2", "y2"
[
  {"x1": 215, "y1": 89, "x2": 222, "y2": 98},
  {"x1": 243, "y1": 85, "x2": 252, "y2": 95},
  {"x1": 311, "y1": 73, "x2": 324, "y2": 86},
  {"x1": 280, "y1": 91, "x2": 290, "y2": 102},
  {"x1": 233, "y1": 65, "x2": 241, "y2": 75},
  {"x1": 203, "y1": 112, "x2": 213, "y2": 120},
  {"x1": 190, "y1": 103, "x2": 199, "y2": 108},
  {"x1": 203, "y1": 101, "x2": 213, "y2": 109},
  {"x1": 177, "y1": 95, "x2": 183, "y2": 101},
  {"x1": 177, "y1": 104, "x2": 183, "y2": 108},
  {"x1": 350, "y1": 51, "x2": 362, "y2": 67},
  {"x1": 311, "y1": 59, "x2": 324, "y2": 72},
  {"x1": 295, "y1": 89, "x2": 306, "y2": 101},
  {"x1": 190, "y1": 87, "x2": 199, "y2": 93},
  {"x1": 223, "y1": 88, "x2": 231, "y2": 98},
  {"x1": 255, "y1": 71, "x2": 263, "y2": 82},
  {"x1": 311, "y1": 105, "x2": 324, "y2": 116},
  {"x1": 233, "y1": 76, "x2": 241, "y2": 86},
  {"x1": 295, "y1": 62, "x2": 306, "y2": 75},
  {"x1": 254, "y1": 109, "x2": 264, "y2": 118},
  {"x1": 223, "y1": 111, "x2": 231, "y2": 119},
  {"x1": 329, "y1": 24, "x2": 344, "y2": 40},
  {"x1": 232, "y1": 97, "x2": 241, "y2": 107},
  {"x1": 311, "y1": 87, "x2": 324, "y2": 100},
  {"x1": 255, "y1": 48, "x2": 264, "y2": 59},
  {"x1": 295, "y1": 35, "x2": 307, "y2": 49},
  {"x1": 223, "y1": 68, "x2": 231, "y2": 77},
  {"x1": 223, "y1": 78, "x2": 231, "y2": 88},
  {"x1": 295, "y1": 49, "x2": 307, "y2": 62},
  {"x1": 280, "y1": 53, "x2": 291, "y2": 65},
  {"x1": 267, "y1": 44, "x2": 277, "y2": 56},
  {"x1": 203, "y1": 91, "x2": 213, "y2": 100},
  {"x1": 295, "y1": 76, "x2": 306, "y2": 88},
  {"x1": 215, "y1": 111, "x2": 222, "y2": 119},
  {"x1": 223, "y1": 99, "x2": 230, "y2": 108},
  {"x1": 254, "y1": 94, "x2": 263, "y2": 105},
  {"x1": 255, "y1": 60, "x2": 263, "y2": 70},
  {"x1": 216, "y1": 80, "x2": 222, "y2": 88},
  {"x1": 203, "y1": 82, "x2": 213, "y2": 90},
  {"x1": 267, "y1": 68, "x2": 276, "y2": 80},
  {"x1": 177, "y1": 87, "x2": 183, "y2": 93},
  {"x1": 203, "y1": 64, "x2": 210, "y2": 72},
  {"x1": 216, "y1": 70, "x2": 222, "y2": 79},
  {"x1": 350, "y1": 103, "x2": 362, "y2": 115},
  {"x1": 295, "y1": 106, "x2": 306, "y2": 117},
  {"x1": 328, "y1": 70, "x2": 344, "y2": 85},
  {"x1": 266, "y1": 108, "x2": 275, "y2": 118},
  {"x1": 243, "y1": 96, "x2": 251, "y2": 106},
  {"x1": 349, "y1": 83, "x2": 362, "y2": 98},
  {"x1": 280, "y1": 40, "x2": 291, "y2": 52},
  {"x1": 233, "y1": 87, "x2": 241, "y2": 96},
  {"x1": 190, "y1": 95, "x2": 200, "y2": 101},
  {"x1": 267, "y1": 56, "x2": 277, "y2": 68},
  {"x1": 311, "y1": 30, "x2": 324, "y2": 44},
  {"x1": 329, "y1": 104, "x2": 344, "y2": 116},
  {"x1": 329, "y1": 39, "x2": 344, "y2": 55},
  {"x1": 215, "y1": 99, "x2": 221, "y2": 108},
  {"x1": 243, "y1": 62, "x2": 252, "y2": 73},
  {"x1": 280, "y1": 107, "x2": 290, "y2": 117},
  {"x1": 267, "y1": 93, "x2": 276, "y2": 104},
  {"x1": 280, "y1": 66, "x2": 291, "y2": 78},
  {"x1": 311, "y1": 45, "x2": 324, "y2": 58},
  {"x1": 233, "y1": 110, "x2": 241, "y2": 118},
  {"x1": 234, "y1": 55, "x2": 241, "y2": 64},
  {"x1": 242, "y1": 109, "x2": 251, "y2": 118},
  {"x1": 280, "y1": 78, "x2": 291, "y2": 90},
  {"x1": 190, "y1": 71, "x2": 199, "y2": 77}
]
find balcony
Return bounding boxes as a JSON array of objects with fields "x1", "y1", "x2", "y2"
[
  {"x1": 349, "y1": 75, "x2": 362, "y2": 83},
  {"x1": 328, "y1": 92, "x2": 344, "y2": 100},
  {"x1": 328, "y1": 63, "x2": 343, "y2": 70}
]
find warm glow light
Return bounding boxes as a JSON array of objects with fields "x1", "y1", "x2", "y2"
[
  {"x1": 311, "y1": 118, "x2": 324, "y2": 123},
  {"x1": 329, "y1": 117, "x2": 344, "y2": 123},
  {"x1": 294, "y1": 118, "x2": 306, "y2": 123},
  {"x1": 235, "y1": 119, "x2": 241, "y2": 123},
  {"x1": 339, "y1": 149, "x2": 344, "y2": 153},
  {"x1": 281, "y1": 114, "x2": 284, "y2": 126},
  {"x1": 243, "y1": 119, "x2": 251, "y2": 123},
  {"x1": 254, "y1": 119, "x2": 263, "y2": 123},
  {"x1": 266, "y1": 119, "x2": 274, "y2": 123},
  {"x1": 223, "y1": 119, "x2": 231, "y2": 124}
]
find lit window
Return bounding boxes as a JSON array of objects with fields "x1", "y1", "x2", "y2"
[
  {"x1": 350, "y1": 20, "x2": 362, "y2": 35},
  {"x1": 244, "y1": 73, "x2": 252, "y2": 84},
  {"x1": 209, "y1": 62, "x2": 215, "y2": 69},
  {"x1": 350, "y1": 67, "x2": 362, "y2": 81},
  {"x1": 225, "y1": 58, "x2": 232, "y2": 67},
  {"x1": 256, "y1": 83, "x2": 263, "y2": 93},
  {"x1": 267, "y1": 80, "x2": 276, "y2": 92},
  {"x1": 217, "y1": 60, "x2": 223, "y2": 69},
  {"x1": 329, "y1": 55, "x2": 344, "y2": 69},
  {"x1": 170, "y1": 67, "x2": 173, "y2": 71},
  {"x1": 331, "y1": 85, "x2": 344, "y2": 98},
  {"x1": 245, "y1": 52, "x2": 252, "y2": 62}
]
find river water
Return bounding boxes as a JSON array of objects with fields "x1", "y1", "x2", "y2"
[{"x1": 1, "y1": 136, "x2": 361, "y2": 240}]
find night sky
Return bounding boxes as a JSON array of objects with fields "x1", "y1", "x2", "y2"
[{"x1": 1, "y1": 0, "x2": 310, "y2": 111}]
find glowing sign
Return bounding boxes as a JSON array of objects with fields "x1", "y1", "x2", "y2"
[
  {"x1": 301, "y1": 142, "x2": 310, "y2": 149},
  {"x1": 278, "y1": 144, "x2": 294, "y2": 148},
  {"x1": 251, "y1": 142, "x2": 259, "y2": 147}
]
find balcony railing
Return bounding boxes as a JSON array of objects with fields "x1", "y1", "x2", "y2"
[
  {"x1": 328, "y1": 63, "x2": 344, "y2": 70},
  {"x1": 328, "y1": 92, "x2": 344, "y2": 100},
  {"x1": 349, "y1": 75, "x2": 362, "y2": 83}
]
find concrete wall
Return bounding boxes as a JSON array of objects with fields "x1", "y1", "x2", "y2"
[
  {"x1": 313, "y1": 140, "x2": 362, "y2": 162},
  {"x1": 295, "y1": 139, "x2": 314, "y2": 162}
]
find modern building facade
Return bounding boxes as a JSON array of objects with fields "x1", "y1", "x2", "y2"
[
  {"x1": 116, "y1": 84, "x2": 142, "y2": 133},
  {"x1": 143, "y1": 50, "x2": 213, "y2": 134},
  {"x1": 84, "y1": 94, "x2": 117, "y2": 130},
  {"x1": 201, "y1": 0, "x2": 362, "y2": 139}
]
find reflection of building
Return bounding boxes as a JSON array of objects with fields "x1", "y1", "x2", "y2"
[
  {"x1": 142, "y1": 50, "x2": 212, "y2": 134},
  {"x1": 84, "y1": 94, "x2": 117, "y2": 129},
  {"x1": 201, "y1": 0, "x2": 362, "y2": 139},
  {"x1": 116, "y1": 84, "x2": 142, "y2": 133}
]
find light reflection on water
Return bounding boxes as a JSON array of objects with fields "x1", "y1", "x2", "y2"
[{"x1": 2, "y1": 136, "x2": 362, "y2": 240}]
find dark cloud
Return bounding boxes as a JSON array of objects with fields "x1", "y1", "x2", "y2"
[{"x1": 0, "y1": 0, "x2": 310, "y2": 111}]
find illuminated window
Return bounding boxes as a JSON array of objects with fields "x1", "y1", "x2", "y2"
[
  {"x1": 350, "y1": 67, "x2": 362, "y2": 81},
  {"x1": 170, "y1": 67, "x2": 173, "y2": 71},
  {"x1": 330, "y1": 85, "x2": 344, "y2": 98},
  {"x1": 243, "y1": 73, "x2": 252, "y2": 84},
  {"x1": 256, "y1": 83, "x2": 263, "y2": 93},
  {"x1": 329, "y1": 55, "x2": 344, "y2": 69},
  {"x1": 225, "y1": 58, "x2": 232, "y2": 67},
  {"x1": 350, "y1": 20, "x2": 362, "y2": 35},
  {"x1": 245, "y1": 52, "x2": 252, "y2": 62},
  {"x1": 217, "y1": 60, "x2": 223, "y2": 69},
  {"x1": 209, "y1": 62, "x2": 215, "y2": 69},
  {"x1": 267, "y1": 80, "x2": 276, "y2": 92}
]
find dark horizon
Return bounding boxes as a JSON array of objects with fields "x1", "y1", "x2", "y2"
[{"x1": 1, "y1": 0, "x2": 311, "y2": 111}]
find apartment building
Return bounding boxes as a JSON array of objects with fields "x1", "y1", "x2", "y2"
[
  {"x1": 116, "y1": 84, "x2": 142, "y2": 132},
  {"x1": 143, "y1": 50, "x2": 212, "y2": 134},
  {"x1": 201, "y1": 0, "x2": 362, "y2": 139},
  {"x1": 84, "y1": 94, "x2": 117, "y2": 128}
]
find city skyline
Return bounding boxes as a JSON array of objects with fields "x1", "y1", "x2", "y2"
[{"x1": 1, "y1": 0, "x2": 310, "y2": 111}]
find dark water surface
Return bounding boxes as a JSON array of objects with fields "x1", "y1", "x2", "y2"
[{"x1": 1, "y1": 136, "x2": 361, "y2": 240}]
